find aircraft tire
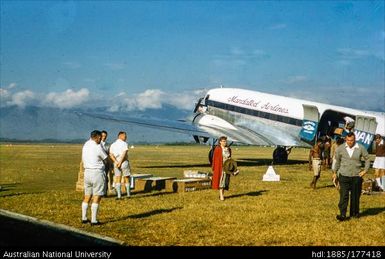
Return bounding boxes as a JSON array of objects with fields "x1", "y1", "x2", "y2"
[
  {"x1": 273, "y1": 146, "x2": 288, "y2": 164},
  {"x1": 208, "y1": 148, "x2": 214, "y2": 165}
]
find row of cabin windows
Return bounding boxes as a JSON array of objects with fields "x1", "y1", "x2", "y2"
[{"x1": 206, "y1": 100, "x2": 302, "y2": 127}]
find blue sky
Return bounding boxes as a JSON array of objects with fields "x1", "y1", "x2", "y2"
[{"x1": 1, "y1": 1, "x2": 384, "y2": 111}]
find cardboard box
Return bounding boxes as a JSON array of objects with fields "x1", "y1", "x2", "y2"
[
  {"x1": 183, "y1": 170, "x2": 212, "y2": 179},
  {"x1": 136, "y1": 177, "x2": 177, "y2": 192},
  {"x1": 172, "y1": 178, "x2": 212, "y2": 192}
]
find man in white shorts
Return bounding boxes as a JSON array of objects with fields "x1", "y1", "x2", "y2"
[
  {"x1": 100, "y1": 130, "x2": 113, "y2": 196},
  {"x1": 81, "y1": 130, "x2": 108, "y2": 225},
  {"x1": 109, "y1": 131, "x2": 131, "y2": 199},
  {"x1": 373, "y1": 134, "x2": 385, "y2": 191}
]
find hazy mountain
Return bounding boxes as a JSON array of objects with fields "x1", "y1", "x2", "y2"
[{"x1": 0, "y1": 105, "x2": 194, "y2": 143}]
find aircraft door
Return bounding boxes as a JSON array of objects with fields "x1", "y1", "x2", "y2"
[
  {"x1": 299, "y1": 104, "x2": 319, "y2": 144},
  {"x1": 354, "y1": 115, "x2": 377, "y2": 150}
]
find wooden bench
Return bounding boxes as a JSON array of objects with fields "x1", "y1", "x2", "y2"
[
  {"x1": 130, "y1": 173, "x2": 153, "y2": 190},
  {"x1": 136, "y1": 177, "x2": 177, "y2": 192}
]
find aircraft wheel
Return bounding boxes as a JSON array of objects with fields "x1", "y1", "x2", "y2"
[
  {"x1": 208, "y1": 148, "x2": 214, "y2": 165},
  {"x1": 273, "y1": 146, "x2": 288, "y2": 164}
]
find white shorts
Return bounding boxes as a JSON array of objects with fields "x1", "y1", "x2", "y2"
[
  {"x1": 373, "y1": 156, "x2": 385, "y2": 169},
  {"x1": 114, "y1": 160, "x2": 131, "y2": 177},
  {"x1": 84, "y1": 169, "x2": 106, "y2": 196},
  {"x1": 312, "y1": 159, "x2": 321, "y2": 176}
]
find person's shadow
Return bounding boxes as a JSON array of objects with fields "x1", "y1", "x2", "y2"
[
  {"x1": 105, "y1": 207, "x2": 183, "y2": 224},
  {"x1": 225, "y1": 190, "x2": 268, "y2": 200},
  {"x1": 359, "y1": 207, "x2": 385, "y2": 218}
]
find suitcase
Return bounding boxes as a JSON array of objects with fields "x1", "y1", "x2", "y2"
[{"x1": 362, "y1": 179, "x2": 378, "y2": 194}]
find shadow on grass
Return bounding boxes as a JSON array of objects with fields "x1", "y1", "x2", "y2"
[
  {"x1": 237, "y1": 159, "x2": 308, "y2": 167},
  {"x1": 360, "y1": 207, "x2": 385, "y2": 218},
  {"x1": 0, "y1": 183, "x2": 19, "y2": 192},
  {"x1": 107, "y1": 207, "x2": 183, "y2": 223},
  {"x1": 140, "y1": 163, "x2": 209, "y2": 168},
  {"x1": 0, "y1": 191, "x2": 44, "y2": 198},
  {"x1": 132, "y1": 190, "x2": 176, "y2": 198},
  {"x1": 105, "y1": 190, "x2": 176, "y2": 199},
  {"x1": 317, "y1": 184, "x2": 337, "y2": 189},
  {"x1": 140, "y1": 159, "x2": 308, "y2": 169},
  {"x1": 225, "y1": 190, "x2": 268, "y2": 200}
]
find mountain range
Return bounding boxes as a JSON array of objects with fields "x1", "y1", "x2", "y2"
[{"x1": 0, "y1": 105, "x2": 194, "y2": 143}]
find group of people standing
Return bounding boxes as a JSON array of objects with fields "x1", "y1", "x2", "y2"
[
  {"x1": 309, "y1": 132, "x2": 385, "y2": 221},
  {"x1": 81, "y1": 130, "x2": 132, "y2": 225},
  {"x1": 81, "y1": 129, "x2": 384, "y2": 225},
  {"x1": 308, "y1": 135, "x2": 343, "y2": 189}
]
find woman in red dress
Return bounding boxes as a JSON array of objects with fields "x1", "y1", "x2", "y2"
[{"x1": 211, "y1": 136, "x2": 233, "y2": 201}]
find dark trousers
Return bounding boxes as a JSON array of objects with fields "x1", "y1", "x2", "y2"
[{"x1": 338, "y1": 175, "x2": 362, "y2": 217}]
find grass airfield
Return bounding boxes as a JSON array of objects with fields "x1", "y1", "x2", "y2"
[{"x1": 0, "y1": 144, "x2": 384, "y2": 246}]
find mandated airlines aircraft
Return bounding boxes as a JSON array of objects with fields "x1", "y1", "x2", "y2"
[{"x1": 82, "y1": 87, "x2": 385, "y2": 163}]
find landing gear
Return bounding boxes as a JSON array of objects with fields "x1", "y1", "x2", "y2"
[
  {"x1": 208, "y1": 138, "x2": 218, "y2": 165},
  {"x1": 273, "y1": 146, "x2": 291, "y2": 164},
  {"x1": 208, "y1": 148, "x2": 214, "y2": 165}
]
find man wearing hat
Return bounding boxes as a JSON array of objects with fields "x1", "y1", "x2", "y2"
[
  {"x1": 211, "y1": 136, "x2": 239, "y2": 201},
  {"x1": 342, "y1": 116, "x2": 355, "y2": 138}
]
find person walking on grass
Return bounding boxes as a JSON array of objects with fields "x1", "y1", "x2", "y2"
[
  {"x1": 373, "y1": 134, "x2": 385, "y2": 191},
  {"x1": 308, "y1": 139, "x2": 323, "y2": 189},
  {"x1": 331, "y1": 137, "x2": 345, "y2": 189},
  {"x1": 334, "y1": 132, "x2": 370, "y2": 221},
  {"x1": 81, "y1": 130, "x2": 108, "y2": 226},
  {"x1": 109, "y1": 131, "x2": 132, "y2": 199},
  {"x1": 211, "y1": 136, "x2": 239, "y2": 201}
]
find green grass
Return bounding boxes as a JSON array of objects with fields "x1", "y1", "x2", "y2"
[{"x1": 1, "y1": 144, "x2": 384, "y2": 246}]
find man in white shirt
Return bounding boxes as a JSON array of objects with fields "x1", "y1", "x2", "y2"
[
  {"x1": 101, "y1": 130, "x2": 113, "y2": 196},
  {"x1": 81, "y1": 130, "x2": 108, "y2": 225},
  {"x1": 109, "y1": 131, "x2": 131, "y2": 199},
  {"x1": 334, "y1": 132, "x2": 370, "y2": 221}
]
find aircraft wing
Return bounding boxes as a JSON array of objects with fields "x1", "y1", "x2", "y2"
[
  {"x1": 75, "y1": 111, "x2": 211, "y2": 138},
  {"x1": 75, "y1": 111, "x2": 307, "y2": 147}
]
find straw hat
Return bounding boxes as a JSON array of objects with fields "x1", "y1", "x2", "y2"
[{"x1": 223, "y1": 159, "x2": 238, "y2": 175}]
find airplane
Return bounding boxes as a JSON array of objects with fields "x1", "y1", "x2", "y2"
[{"x1": 80, "y1": 87, "x2": 385, "y2": 164}]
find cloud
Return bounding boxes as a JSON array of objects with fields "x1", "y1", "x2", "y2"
[
  {"x1": 282, "y1": 75, "x2": 308, "y2": 84},
  {"x1": 0, "y1": 86, "x2": 205, "y2": 111},
  {"x1": 104, "y1": 63, "x2": 126, "y2": 70},
  {"x1": 136, "y1": 89, "x2": 165, "y2": 110},
  {"x1": 6, "y1": 90, "x2": 36, "y2": 108},
  {"x1": 62, "y1": 62, "x2": 81, "y2": 69},
  {"x1": 335, "y1": 47, "x2": 384, "y2": 66},
  {"x1": 108, "y1": 89, "x2": 206, "y2": 112},
  {"x1": 337, "y1": 48, "x2": 371, "y2": 59},
  {"x1": 7, "y1": 83, "x2": 17, "y2": 89},
  {"x1": 212, "y1": 47, "x2": 269, "y2": 68},
  {"x1": 0, "y1": 88, "x2": 11, "y2": 106},
  {"x1": 44, "y1": 88, "x2": 90, "y2": 109},
  {"x1": 269, "y1": 23, "x2": 287, "y2": 30}
]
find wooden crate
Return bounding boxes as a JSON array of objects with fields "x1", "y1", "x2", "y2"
[
  {"x1": 130, "y1": 173, "x2": 153, "y2": 189},
  {"x1": 136, "y1": 177, "x2": 177, "y2": 192},
  {"x1": 172, "y1": 178, "x2": 212, "y2": 192}
]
